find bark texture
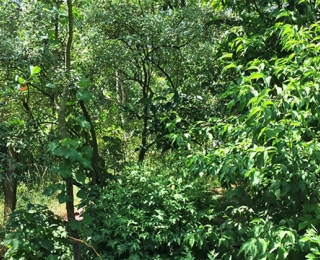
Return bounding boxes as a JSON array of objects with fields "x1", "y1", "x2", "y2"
[{"x1": 4, "y1": 147, "x2": 17, "y2": 221}]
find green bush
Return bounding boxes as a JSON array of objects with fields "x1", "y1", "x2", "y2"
[
  {"x1": 81, "y1": 168, "x2": 223, "y2": 259},
  {"x1": 2, "y1": 203, "x2": 72, "y2": 260},
  {"x1": 79, "y1": 165, "x2": 320, "y2": 259}
]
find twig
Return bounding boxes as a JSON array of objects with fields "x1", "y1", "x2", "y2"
[{"x1": 68, "y1": 236, "x2": 102, "y2": 260}]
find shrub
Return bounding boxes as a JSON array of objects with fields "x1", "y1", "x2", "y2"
[
  {"x1": 80, "y1": 168, "x2": 221, "y2": 259},
  {"x1": 2, "y1": 203, "x2": 72, "y2": 260}
]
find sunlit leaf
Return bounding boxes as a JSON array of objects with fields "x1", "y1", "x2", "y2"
[
  {"x1": 249, "y1": 72, "x2": 264, "y2": 80},
  {"x1": 219, "y1": 53, "x2": 233, "y2": 60},
  {"x1": 30, "y1": 65, "x2": 41, "y2": 76}
]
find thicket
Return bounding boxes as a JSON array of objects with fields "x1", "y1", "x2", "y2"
[{"x1": 1, "y1": 0, "x2": 320, "y2": 259}]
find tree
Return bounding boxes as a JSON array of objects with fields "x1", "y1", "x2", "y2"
[{"x1": 81, "y1": 0, "x2": 222, "y2": 164}]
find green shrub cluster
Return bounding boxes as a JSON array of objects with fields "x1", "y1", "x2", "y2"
[
  {"x1": 2, "y1": 203, "x2": 72, "y2": 260},
  {"x1": 81, "y1": 169, "x2": 227, "y2": 259},
  {"x1": 79, "y1": 167, "x2": 320, "y2": 260},
  {"x1": 2, "y1": 168, "x2": 320, "y2": 259}
]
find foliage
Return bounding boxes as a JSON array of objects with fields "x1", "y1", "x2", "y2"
[
  {"x1": 80, "y1": 167, "x2": 222, "y2": 259},
  {"x1": 1, "y1": 0, "x2": 320, "y2": 259},
  {"x1": 216, "y1": 13, "x2": 320, "y2": 211},
  {"x1": 79, "y1": 165, "x2": 318, "y2": 260},
  {"x1": 199, "y1": 1, "x2": 320, "y2": 259},
  {"x1": 301, "y1": 226, "x2": 320, "y2": 259},
  {"x1": 0, "y1": 224, "x2": 6, "y2": 258},
  {"x1": 2, "y1": 203, "x2": 72, "y2": 260}
]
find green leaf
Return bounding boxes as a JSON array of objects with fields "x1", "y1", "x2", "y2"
[
  {"x1": 3, "y1": 233, "x2": 23, "y2": 250},
  {"x1": 76, "y1": 115, "x2": 91, "y2": 129},
  {"x1": 57, "y1": 193, "x2": 72, "y2": 203},
  {"x1": 82, "y1": 228, "x2": 93, "y2": 236},
  {"x1": 299, "y1": 221, "x2": 308, "y2": 231},
  {"x1": 75, "y1": 172, "x2": 86, "y2": 184},
  {"x1": 306, "y1": 253, "x2": 316, "y2": 259},
  {"x1": 281, "y1": 24, "x2": 293, "y2": 38},
  {"x1": 236, "y1": 43, "x2": 243, "y2": 54},
  {"x1": 276, "y1": 10, "x2": 290, "y2": 20},
  {"x1": 251, "y1": 170, "x2": 262, "y2": 186},
  {"x1": 221, "y1": 124, "x2": 232, "y2": 135},
  {"x1": 222, "y1": 63, "x2": 237, "y2": 73},
  {"x1": 17, "y1": 77, "x2": 26, "y2": 84},
  {"x1": 53, "y1": 147, "x2": 64, "y2": 157},
  {"x1": 78, "y1": 77, "x2": 90, "y2": 88},
  {"x1": 43, "y1": 184, "x2": 62, "y2": 196},
  {"x1": 79, "y1": 158, "x2": 93, "y2": 170},
  {"x1": 39, "y1": 239, "x2": 53, "y2": 251},
  {"x1": 166, "y1": 122, "x2": 175, "y2": 133},
  {"x1": 249, "y1": 72, "x2": 264, "y2": 80},
  {"x1": 46, "y1": 83, "x2": 56, "y2": 89},
  {"x1": 48, "y1": 140, "x2": 59, "y2": 151},
  {"x1": 239, "y1": 238, "x2": 257, "y2": 256},
  {"x1": 58, "y1": 163, "x2": 72, "y2": 178},
  {"x1": 69, "y1": 220, "x2": 81, "y2": 231},
  {"x1": 82, "y1": 215, "x2": 93, "y2": 225},
  {"x1": 262, "y1": 100, "x2": 274, "y2": 107},
  {"x1": 189, "y1": 235, "x2": 195, "y2": 247},
  {"x1": 76, "y1": 189, "x2": 87, "y2": 199},
  {"x1": 257, "y1": 238, "x2": 268, "y2": 254},
  {"x1": 275, "y1": 246, "x2": 285, "y2": 260},
  {"x1": 219, "y1": 53, "x2": 233, "y2": 60},
  {"x1": 83, "y1": 146, "x2": 93, "y2": 157},
  {"x1": 247, "y1": 107, "x2": 261, "y2": 122},
  {"x1": 65, "y1": 148, "x2": 81, "y2": 162},
  {"x1": 264, "y1": 76, "x2": 272, "y2": 88},
  {"x1": 264, "y1": 108, "x2": 272, "y2": 122},
  {"x1": 30, "y1": 66, "x2": 41, "y2": 76},
  {"x1": 76, "y1": 89, "x2": 92, "y2": 104}
]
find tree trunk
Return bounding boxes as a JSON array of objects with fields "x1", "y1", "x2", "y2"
[
  {"x1": 65, "y1": 0, "x2": 80, "y2": 258},
  {"x1": 116, "y1": 71, "x2": 126, "y2": 125},
  {"x1": 54, "y1": 0, "x2": 80, "y2": 258},
  {"x1": 138, "y1": 99, "x2": 148, "y2": 163},
  {"x1": 78, "y1": 100, "x2": 103, "y2": 184},
  {"x1": 4, "y1": 147, "x2": 17, "y2": 221},
  {"x1": 116, "y1": 71, "x2": 129, "y2": 142}
]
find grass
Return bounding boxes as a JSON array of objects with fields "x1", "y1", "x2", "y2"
[{"x1": 16, "y1": 182, "x2": 81, "y2": 216}]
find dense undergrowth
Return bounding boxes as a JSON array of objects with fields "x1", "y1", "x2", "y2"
[
  {"x1": 2, "y1": 166, "x2": 320, "y2": 259},
  {"x1": 78, "y1": 168, "x2": 320, "y2": 259},
  {"x1": 0, "y1": 184, "x2": 79, "y2": 259},
  {"x1": 3, "y1": 204, "x2": 71, "y2": 260},
  {"x1": 2, "y1": 0, "x2": 320, "y2": 259}
]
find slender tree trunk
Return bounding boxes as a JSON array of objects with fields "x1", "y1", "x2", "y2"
[
  {"x1": 116, "y1": 71, "x2": 126, "y2": 125},
  {"x1": 57, "y1": 83, "x2": 80, "y2": 259},
  {"x1": 138, "y1": 85, "x2": 148, "y2": 163},
  {"x1": 65, "y1": 0, "x2": 80, "y2": 258},
  {"x1": 4, "y1": 147, "x2": 17, "y2": 221},
  {"x1": 138, "y1": 58, "x2": 152, "y2": 163},
  {"x1": 116, "y1": 71, "x2": 129, "y2": 142},
  {"x1": 78, "y1": 99, "x2": 102, "y2": 184},
  {"x1": 54, "y1": 0, "x2": 80, "y2": 258}
]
